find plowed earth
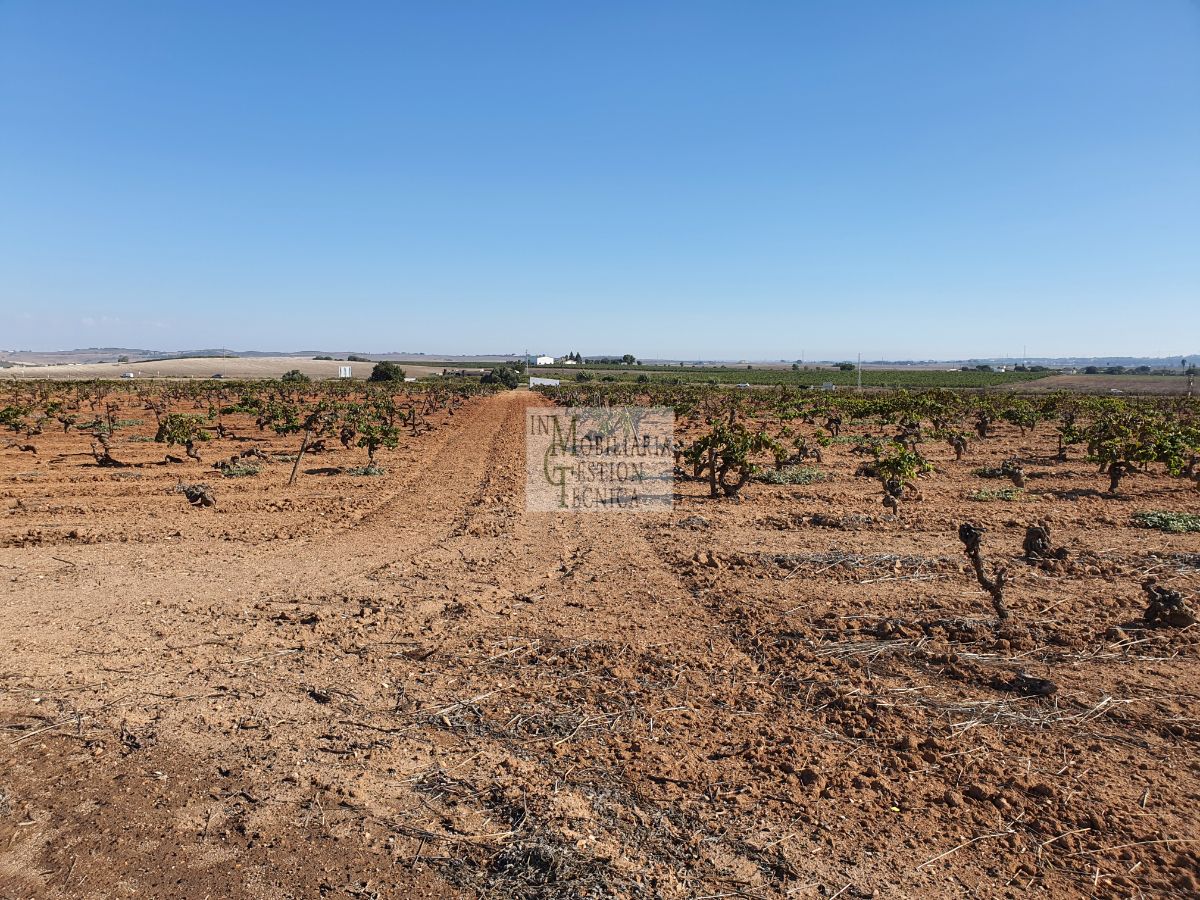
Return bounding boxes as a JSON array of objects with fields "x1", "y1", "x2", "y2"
[{"x1": 2, "y1": 391, "x2": 1199, "y2": 899}]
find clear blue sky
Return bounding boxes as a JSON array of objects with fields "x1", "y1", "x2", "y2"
[{"x1": 1, "y1": 1, "x2": 1197, "y2": 360}]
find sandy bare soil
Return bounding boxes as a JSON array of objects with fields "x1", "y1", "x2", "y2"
[
  {"x1": 0, "y1": 357, "x2": 444, "y2": 382},
  {"x1": 2, "y1": 391, "x2": 1199, "y2": 898}
]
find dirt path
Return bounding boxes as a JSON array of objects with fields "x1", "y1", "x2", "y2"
[
  {"x1": 0, "y1": 392, "x2": 710, "y2": 898},
  {"x1": 2, "y1": 391, "x2": 1199, "y2": 898}
]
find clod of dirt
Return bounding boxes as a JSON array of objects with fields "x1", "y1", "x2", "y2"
[
  {"x1": 964, "y1": 783, "x2": 993, "y2": 803},
  {"x1": 677, "y1": 514, "x2": 710, "y2": 529},
  {"x1": 809, "y1": 512, "x2": 877, "y2": 529},
  {"x1": 1142, "y1": 578, "x2": 1199, "y2": 628},
  {"x1": 1026, "y1": 781, "x2": 1057, "y2": 799},
  {"x1": 991, "y1": 671, "x2": 1058, "y2": 697},
  {"x1": 798, "y1": 767, "x2": 824, "y2": 788}
]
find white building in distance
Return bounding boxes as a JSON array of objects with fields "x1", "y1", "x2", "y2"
[{"x1": 535, "y1": 356, "x2": 555, "y2": 366}]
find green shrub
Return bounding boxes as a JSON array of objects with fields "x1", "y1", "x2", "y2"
[
  {"x1": 759, "y1": 465, "x2": 827, "y2": 485},
  {"x1": 481, "y1": 366, "x2": 520, "y2": 389},
  {"x1": 974, "y1": 462, "x2": 1021, "y2": 479},
  {"x1": 968, "y1": 488, "x2": 1022, "y2": 501},
  {"x1": 345, "y1": 464, "x2": 386, "y2": 476},
  {"x1": 214, "y1": 460, "x2": 260, "y2": 478},
  {"x1": 281, "y1": 369, "x2": 311, "y2": 383},
  {"x1": 368, "y1": 361, "x2": 407, "y2": 382},
  {"x1": 1132, "y1": 511, "x2": 1200, "y2": 533}
]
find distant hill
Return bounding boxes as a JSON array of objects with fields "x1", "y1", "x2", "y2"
[
  {"x1": 2, "y1": 348, "x2": 1195, "y2": 369},
  {"x1": 0, "y1": 348, "x2": 524, "y2": 367}
]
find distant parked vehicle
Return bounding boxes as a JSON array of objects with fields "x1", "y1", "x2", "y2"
[
  {"x1": 211, "y1": 373, "x2": 225, "y2": 379},
  {"x1": 120, "y1": 372, "x2": 135, "y2": 378}
]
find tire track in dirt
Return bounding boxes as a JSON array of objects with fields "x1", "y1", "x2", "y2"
[
  {"x1": 3, "y1": 391, "x2": 691, "y2": 898},
  {"x1": 257, "y1": 389, "x2": 526, "y2": 594}
]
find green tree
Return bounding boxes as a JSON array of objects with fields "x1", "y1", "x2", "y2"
[
  {"x1": 368, "y1": 361, "x2": 407, "y2": 382},
  {"x1": 482, "y1": 366, "x2": 520, "y2": 389},
  {"x1": 281, "y1": 369, "x2": 311, "y2": 383}
]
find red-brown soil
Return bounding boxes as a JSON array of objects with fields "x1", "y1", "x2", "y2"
[{"x1": 2, "y1": 391, "x2": 1199, "y2": 898}]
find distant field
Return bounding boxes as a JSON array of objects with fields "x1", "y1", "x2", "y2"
[
  {"x1": 0, "y1": 356, "x2": 444, "y2": 381},
  {"x1": 534, "y1": 365, "x2": 1051, "y2": 388},
  {"x1": 1008, "y1": 373, "x2": 1195, "y2": 395}
]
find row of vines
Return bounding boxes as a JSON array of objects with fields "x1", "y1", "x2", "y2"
[
  {"x1": 534, "y1": 383, "x2": 1200, "y2": 503},
  {"x1": 534, "y1": 383, "x2": 1200, "y2": 632},
  {"x1": 0, "y1": 379, "x2": 499, "y2": 497}
]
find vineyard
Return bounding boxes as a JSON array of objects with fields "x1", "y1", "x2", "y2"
[
  {"x1": 0, "y1": 377, "x2": 496, "y2": 484},
  {"x1": 532, "y1": 364, "x2": 1055, "y2": 389},
  {"x1": 535, "y1": 382, "x2": 1200, "y2": 505},
  {"x1": 2, "y1": 379, "x2": 1199, "y2": 898}
]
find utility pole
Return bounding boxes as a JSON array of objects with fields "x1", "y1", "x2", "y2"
[{"x1": 857, "y1": 353, "x2": 862, "y2": 392}]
